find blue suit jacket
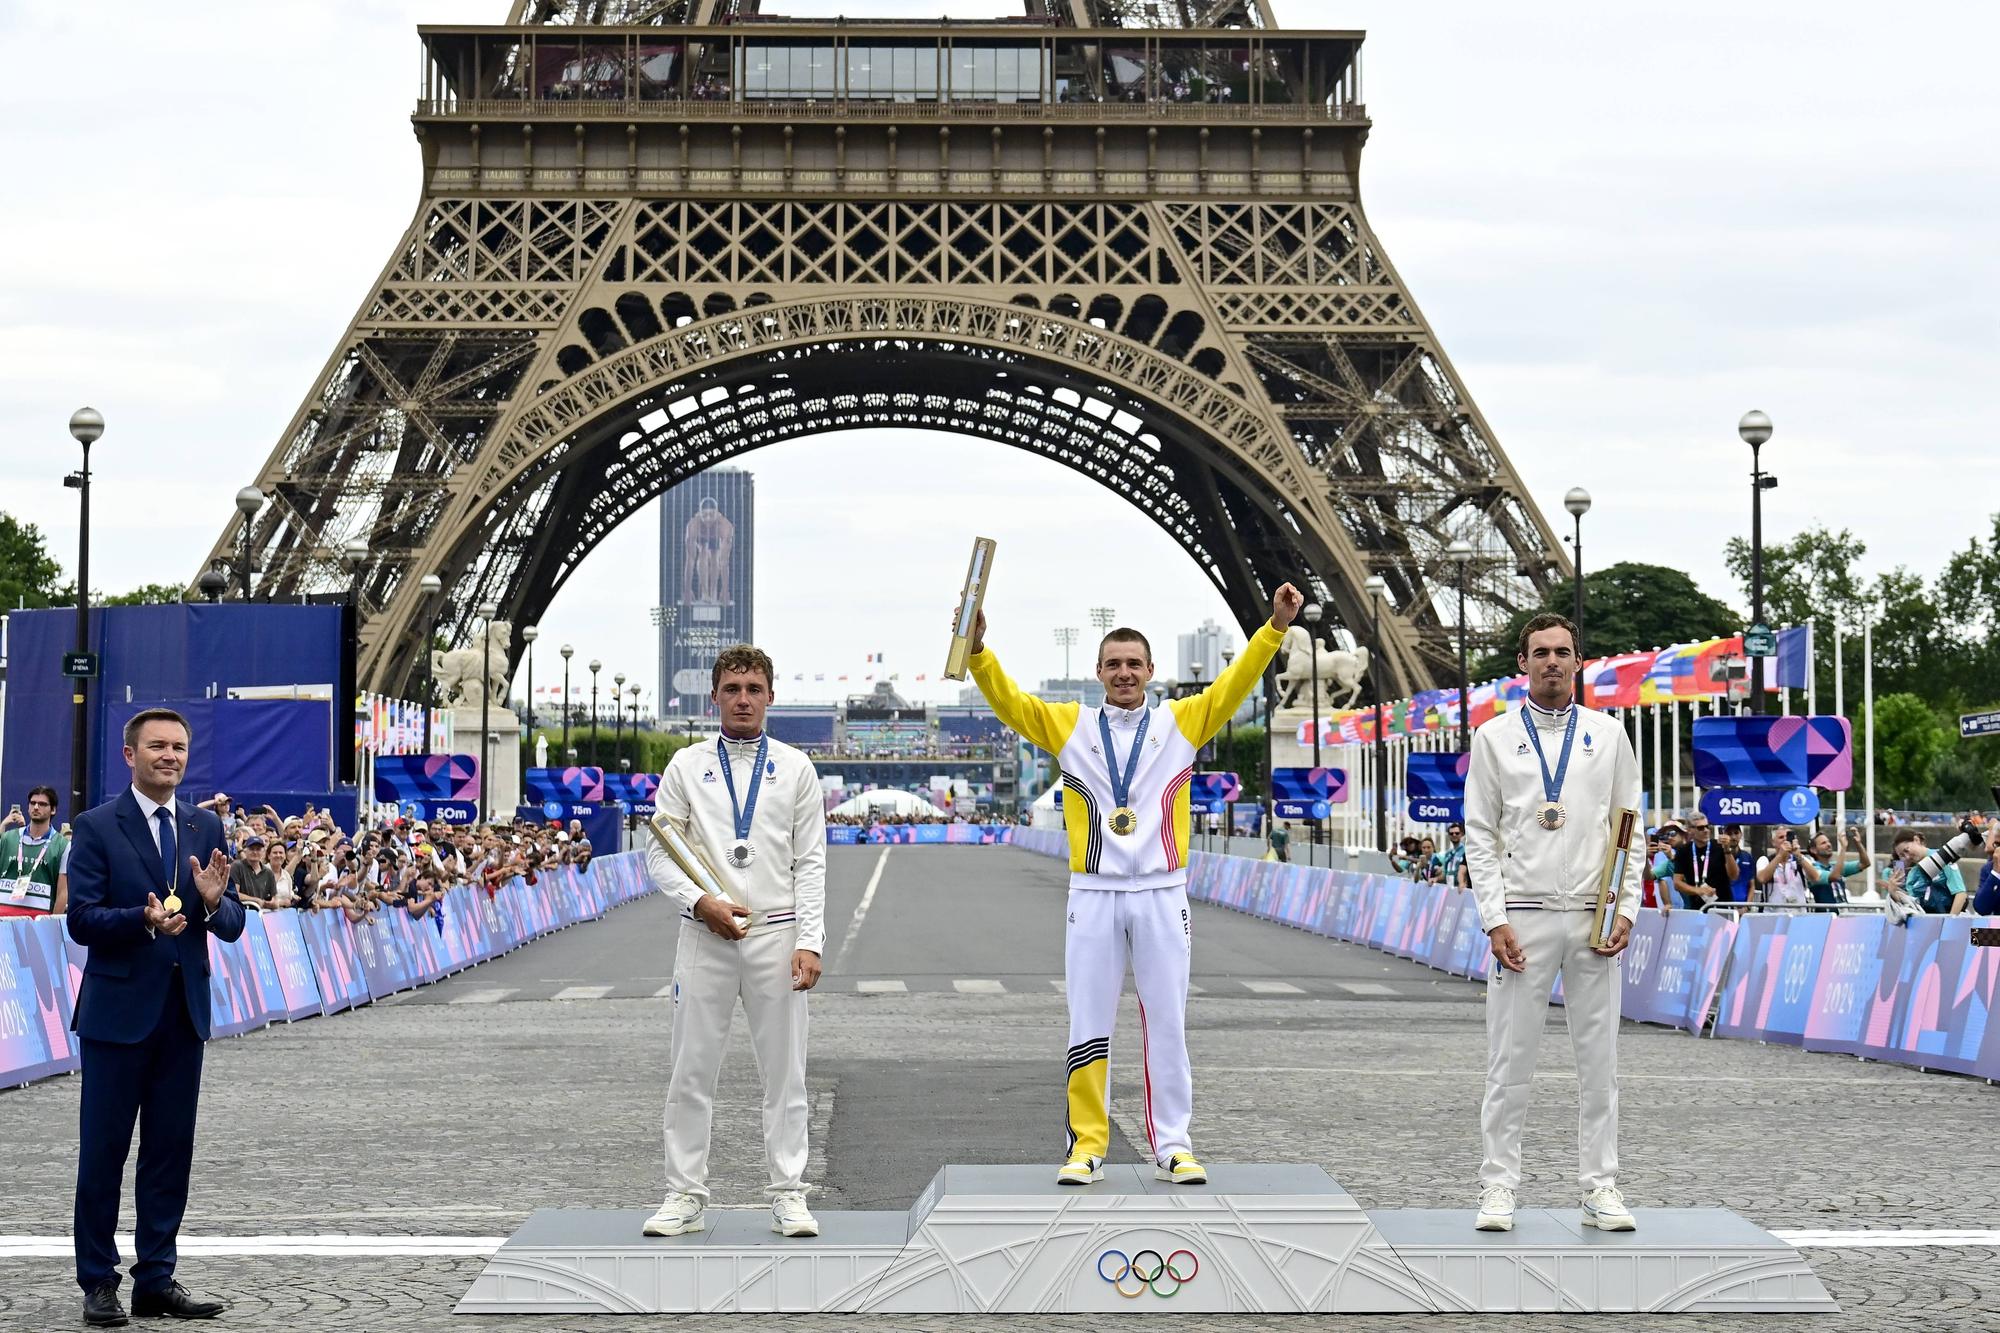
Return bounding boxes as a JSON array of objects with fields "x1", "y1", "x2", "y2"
[{"x1": 65, "y1": 789, "x2": 245, "y2": 1043}]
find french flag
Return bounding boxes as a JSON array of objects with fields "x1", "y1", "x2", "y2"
[{"x1": 1763, "y1": 625, "x2": 1811, "y2": 691}]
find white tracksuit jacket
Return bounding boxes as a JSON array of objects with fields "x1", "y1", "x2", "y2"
[
  {"x1": 646, "y1": 733, "x2": 828, "y2": 955},
  {"x1": 1462, "y1": 699, "x2": 1644, "y2": 932}
]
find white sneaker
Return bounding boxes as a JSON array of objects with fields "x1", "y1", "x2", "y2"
[
  {"x1": 1582, "y1": 1185, "x2": 1636, "y2": 1231},
  {"x1": 642, "y1": 1192, "x2": 704, "y2": 1236},
  {"x1": 772, "y1": 1190, "x2": 819, "y2": 1237},
  {"x1": 1475, "y1": 1184, "x2": 1515, "y2": 1232}
]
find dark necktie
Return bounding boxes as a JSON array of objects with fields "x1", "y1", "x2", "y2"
[{"x1": 154, "y1": 808, "x2": 176, "y2": 898}]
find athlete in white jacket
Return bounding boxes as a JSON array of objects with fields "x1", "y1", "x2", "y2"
[
  {"x1": 641, "y1": 645, "x2": 827, "y2": 1241},
  {"x1": 1462, "y1": 614, "x2": 1642, "y2": 1235}
]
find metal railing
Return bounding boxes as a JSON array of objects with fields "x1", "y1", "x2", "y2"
[{"x1": 416, "y1": 96, "x2": 1364, "y2": 123}]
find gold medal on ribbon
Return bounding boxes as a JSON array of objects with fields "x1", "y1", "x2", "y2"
[
  {"x1": 162, "y1": 893, "x2": 183, "y2": 915},
  {"x1": 1536, "y1": 801, "x2": 1566, "y2": 832},
  {"x1": 1108, "y1": 807, "x2": 1138, "y2": 837}
]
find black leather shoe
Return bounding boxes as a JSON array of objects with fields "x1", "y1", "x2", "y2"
[
  {"x1": 83, "y1": 1280, "x2": 128, "y2": 1326},
  {"x1": 130, "y1": 1283, "x2": 222, "y2": 1319}
]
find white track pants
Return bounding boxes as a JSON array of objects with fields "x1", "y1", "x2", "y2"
[
  {"x1": 1063, "y1": 885, "x2": 1193, "y2": 1166},
  {"x1": 662, "y1": 920, "x2": 808, "y2": 1202},
  {"x1": 1478, "y1": 909, "x2": 1621, "y2": 1193}
]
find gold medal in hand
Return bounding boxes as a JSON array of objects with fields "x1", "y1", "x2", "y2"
[{"x1": 162, "y1": 893, "x2": 183, "y2": 915}]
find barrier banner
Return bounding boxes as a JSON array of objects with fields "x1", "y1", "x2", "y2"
[
  {"x1": 259, "y1": 910, "x2": 323, "y2": 1020},
  {"x1": 1625, "y1": 912, "x2": 1720, "y2": 1031},
  {"x1": 239, "y1": 915, "x2": 289, "y2": 1024},
  {"x1": 401, "y1": 908, "x2": 445, "y2": 985},
  {"x1": 350, "y1": 915, "x2": 400, "y2": 1001},
  {"x1": 206, "y1": 925, "x2": 273, "y2": 1039},
  {"x1": 1442, "y1": 892, "x2": 1486, "y2": 978},
  {"x1": 1714, "y1": 914, "x2": 1832, "y2": 1045},
  {"x1": 1687, "y1": 914, "x2": 1737, "y2": 1033},
  {"x1": 1797, "y1": 914, "x2": 1886, "y2": 1054},
  {"x1": 1847, "y1": 917, "x2": 2000, "y2": 1077},
  {"x1": 1421, "y1": 886, "x2": 1463, "y2": 969},
  {"x1": 1617, "y1": 911, "x2": 1669, "y2": 1020},
  {"x1": 297, "y1": 911, "x2": 369, "y2": 1015},
  {"x1": 0, "y1": 916, "x2": 79, "y2": 1083}
]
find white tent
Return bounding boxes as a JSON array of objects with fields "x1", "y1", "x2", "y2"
[
  {"x1": 828, "y1": 789, "x2": 949, "y2": 819},
  {"x1": 1027, "y1": 785, "x2": 1065, "y2": 828}
]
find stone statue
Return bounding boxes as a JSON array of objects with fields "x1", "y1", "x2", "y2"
[
  {"x1": 1275, "y1": 625, "x2": 1369, "y2": 711},
  {"x1": 432, "y1": 620, "x2": 513, "y2": 708}
]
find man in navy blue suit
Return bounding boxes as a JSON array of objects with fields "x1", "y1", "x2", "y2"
[{"x1": 66, "y1": 707, "x2": 244, "y2": 1325}]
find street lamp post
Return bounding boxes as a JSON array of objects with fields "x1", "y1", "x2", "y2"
[
  {"x1": 196, "y1": 566, "x2": 227, "y2": 603},
  {"x1": 559, "y1": 644, "x2": 575, "y2": 754},
  {"x1": 1365, "y1": 574, "x2": 1390, "y2": 855},
  {"x1": 477, "y1": 602, "x2": 498, "y2": 823},
  {"x1": 1447, "y1": 540, "x2": 1474, "y2": 754},
  {"x1": 1563, "y1": 488, "x2": 1591, "y2": 659},
  {"x1": 628, "y1": 684, "x2": 643, "y2": 766},
  {"x1": 1302, "y1": 602, "x2": 1323, "y2": 856},
  {"x1": 1220, "y1": 647, "x2": 1236, "y2": 843},
  {"x1": 588, "y1": 659, "x2": 602, "y2": 766},
  {"x1": 65, "y1": 408, "x2": 102, "y2": 819},
  {"x1": 234, "y1": 487, "x2": 263, "y2": 599},
  {"x1": 1740, "y1": 410, "x2": 1775, "y2": 715},
  {"x1": 613, "y1": 671, "x2": 627, "y2": 769},
  {"x1": 521, "y1": 624, "x2": 539, "y2": 737},
  {"x1": 418, "y1": 573, "x2": 443, "y2": 753}
]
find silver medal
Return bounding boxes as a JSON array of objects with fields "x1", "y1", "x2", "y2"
[{"x1": 726, "y1": 839, "x2": 756, "y2": 869}]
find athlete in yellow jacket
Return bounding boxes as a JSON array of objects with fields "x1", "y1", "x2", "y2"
[{"x1": 967, "y1": 583, "x2": 1301, "y2": 1184}]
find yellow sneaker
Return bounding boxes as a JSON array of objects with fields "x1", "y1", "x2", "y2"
[
  {"x1": 1156, "y1": 1152, "x2": 1208, "y2": 1184},
  {"x1": 1056, "y1": 1154, "x2": 1104, "y2": 1186}
]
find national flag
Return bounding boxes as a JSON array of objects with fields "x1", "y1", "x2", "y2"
[
  {"x1": 1672, "y1": 638, "x2": 1721, "y2": 698},
  {"x1": 1338, "y1": 714, "x2": 1362, "y2": 743},
  {"x1": 1587, "y1": 651, "x2": 1654, "y2": 710},
  {"x1": 838, "y1": 674, "x2": 848, "y2": 681},
  {"x1": 916, "y1": 674, "x2": 927, "y2": 681},
  {"x1": 814, "y1": 673, "x2": 825, "y2": 681},
  {"x1": 1639, "y1": 645, "x2": 1688, "y2": 705},
  {"x1": 667, "y1": 696, "x2": 680, "y2": 707},
  {"x1": 1765, "y1": 625, "x2": 1811, "y2": 690}
]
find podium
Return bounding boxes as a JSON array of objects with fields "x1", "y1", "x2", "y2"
[{"x1": 455, "y1": 1165, "x2": 1835, "y2": 1315}]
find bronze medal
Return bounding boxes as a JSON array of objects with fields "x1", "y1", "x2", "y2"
[{"x1": 1536, "y1": 801, "x2": 1566, "y2": 832}]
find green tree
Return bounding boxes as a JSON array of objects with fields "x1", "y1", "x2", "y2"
[
  {"x1": 1723, "y1": 524, "x2": 1873, "y2": 634},
  {"x1": 102, "y1": 582, "x2": 188, "y2": 606},
  {"x1": 1474, "y1": 561, "x2": 1738, "y2": 679},
  {"x1": 1872, "y1": 692, "x2": 1953, "y2": 805},
  {"x1": 0, "y1": 511, "x2": 68, "y2": 609}
]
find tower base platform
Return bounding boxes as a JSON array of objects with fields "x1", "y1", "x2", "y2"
[{"x1": 455, "y1": 1164, "x2": 1835, "y2": 1315}]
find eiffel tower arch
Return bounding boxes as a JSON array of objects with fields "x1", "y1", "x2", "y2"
[{"x1": 202, "y1": 0, "x2": 1568, "y2": 699}]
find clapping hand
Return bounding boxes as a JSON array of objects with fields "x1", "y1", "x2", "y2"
[
  {"x1": 192, "y1": 849, "x2": 231, "y2": 911},
  {"x1": 145, "y1": 892, "x2": 188, "y2": 936}
]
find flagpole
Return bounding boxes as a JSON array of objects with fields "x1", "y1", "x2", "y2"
[
  {"x1": 1863, "y1": 617, "x2": 1875, "y2": 850},
  {"x1": 1651, "y1": 696, "x2": 1663, "y2": 819},
  {"x1": 1833, "y1": 620, "x2": 1846, "y2": 837},
  {"x1": 1671, "y1": 700, "x2": 1682, "y2": 820},
  {"x1": 1630, "y1": 704, "x2": 1643, "y2": 818}
]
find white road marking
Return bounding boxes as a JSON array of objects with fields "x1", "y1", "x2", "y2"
[
  {"x1": 0, "y1": 1235, "x2": 507, "y2": 1258},
  {"x1": 1772, "y1": 1229, "x2": 2000, "y2": 1248},
  {"x1": 1241, "y1": 980, "x2": 1305, "y2": 994},
  {"x1": 552, "y1": 985, "x2": 613, "y2": 1001},
  {"x1": 1334, "y1": 981, "x2": 1398, "y2": 996},
  {"x1": 447, "y1": 989, "x2": 514, "y2": 1005},
  {"x1": 953, "y1": 979, "x2": 1005, "y2": 994},
  {"x1": 856, "y1": 979, "x2": 908, "y2": 994},
  {"x1": 651, "y1": 983, "x2": 676, "y2": 998},
  {"x1": 835, "y1": 846, "x2": 892, "y2": 968},
  {"x1": 1049, "y1": 980, "x2": 1066, "y2": 994}
]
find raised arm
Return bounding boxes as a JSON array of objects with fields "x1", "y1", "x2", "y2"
[{"x1": 964, "y1": 608, "x2": 1079, "y2": 755}]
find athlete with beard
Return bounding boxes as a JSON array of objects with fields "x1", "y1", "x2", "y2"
[{"x1": 964, "y1": 583, "x2": 1302, "y2": 1186}]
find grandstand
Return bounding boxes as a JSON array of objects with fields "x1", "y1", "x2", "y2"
[{"x1": 763, "y1": 692, "x2": 1024, "y2": 814}]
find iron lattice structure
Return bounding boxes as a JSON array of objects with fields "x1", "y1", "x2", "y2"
[{"x1": 202, "y1": 1, "x2": 1567, "y2": 698}]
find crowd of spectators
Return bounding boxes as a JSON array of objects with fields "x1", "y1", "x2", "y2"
[{"x1": 210, "y1": 801, "x2": 599, "y2": 924}]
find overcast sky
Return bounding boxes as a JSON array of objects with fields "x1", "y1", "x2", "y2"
[{"x1": 2, "y1": 1, "x2": 1994, "y2": 707}]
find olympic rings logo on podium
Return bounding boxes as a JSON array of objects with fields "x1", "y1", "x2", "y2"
[{"x1": 1096, "y1": 1247, "x2": 1199, "y2": 1298}]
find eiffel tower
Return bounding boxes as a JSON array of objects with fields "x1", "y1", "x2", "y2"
[{"x1": 201, "y1": 0, "x2": 1568, "y2": 698}]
